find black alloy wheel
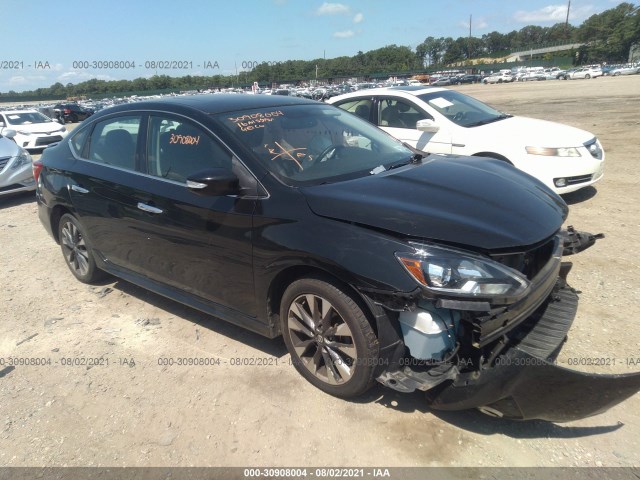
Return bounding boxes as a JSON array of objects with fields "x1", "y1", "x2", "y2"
[
  {"x1": 281, "y1": 277, "x2": 379, "y2": 397},
  {"x1": 58, "y1": 214, "x2": 106, "y2": 283}
]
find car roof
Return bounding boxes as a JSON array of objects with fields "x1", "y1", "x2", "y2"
[
  {"x1": 122, "y1": 93, "x2": 320, "y2": 115},
  {"x1": 328, "y1": 86, "x2": 448, "y2": 103},
  {"x1": 0, "y1": 109, "x2": 39, "y2": 114}
]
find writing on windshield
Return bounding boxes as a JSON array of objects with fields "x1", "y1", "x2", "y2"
[{"x1": 227, "y1": 110, "x2": 284, "y2": 132}]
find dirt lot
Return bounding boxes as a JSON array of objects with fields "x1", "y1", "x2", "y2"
[{"x1": 1, "y1": 76, "x2": 639, "y2": 469}]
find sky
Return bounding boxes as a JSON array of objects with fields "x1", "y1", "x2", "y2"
[{"x1": 1, "y1": 0, "x2": 628, "y2": 92}]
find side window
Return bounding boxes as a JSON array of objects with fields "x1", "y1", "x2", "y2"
[
  {"x1": 69, "y1": 126, "x2": 90, "y2": 157},
  {"x1": 87, "y1": 116, "x2": 142, "y2": 170},
  {"x1": 147, "y1": 115, "x2": 233, "y2": 183},
  {"x1": 378, "y1": 98, "x2": 428, "y2": 129},
  {"x1": 334, "y1": 99, "x2": 373, "y2": 122}
]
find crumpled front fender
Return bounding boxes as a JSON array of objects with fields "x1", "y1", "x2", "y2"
[{"x1": 426, "y1": 348, "x2": 640, "y2": 422}]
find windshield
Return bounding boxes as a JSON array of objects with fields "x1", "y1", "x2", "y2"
[
  {"x1": 4, "y1": 111, "x2": 53, "y2": 125},
  {"x1": 216, "y1": 104, "x2": 413, "y2": 186},
  {"x1": 417, "y1": 90, "x2": 508, "y2": 128}
]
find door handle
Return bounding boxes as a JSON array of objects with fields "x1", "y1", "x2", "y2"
[
  {"x1": 137, "y1": 202, "x2": 163, "y2": 214},
  {"x1": 71, "y1": 184, "x2": 89, "y2": 194}
]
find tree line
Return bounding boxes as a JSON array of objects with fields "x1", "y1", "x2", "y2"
[
  {"x1": 2, "y1": 2, "x2": 638, "y2": 101},
  {"x1": 416, "y1": 2, "x2": 639, "y2": 65}
]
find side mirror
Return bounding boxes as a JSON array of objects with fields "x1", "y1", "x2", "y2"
[
  {"x1": 2, "y1": 128, "x2": 17, "y2": 139},
  {"x1": 186, "y1": 168, "x2": 240, "y2": 196},
  {"x1": 416, "y1": 119, "x2": 440, "y2": 133}
]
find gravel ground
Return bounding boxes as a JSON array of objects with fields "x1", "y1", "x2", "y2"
[{"x1": 0, "y1": 75, "x2": 639, "y2": 469}]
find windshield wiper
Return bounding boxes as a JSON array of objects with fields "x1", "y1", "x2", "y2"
[
  {"x1": 466, "y1": 113, "x2": 512, "y2": 128},
  {"x1": 386, "y1": 153, "x2": 424, "y2": 171}
]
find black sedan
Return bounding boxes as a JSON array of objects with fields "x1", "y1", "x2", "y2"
[
  {"x1": 53, "y1": 103, "x2": 94, "y2": 123},
  {"x1": 34, "y1": 94, "x2": 640, "y2": 421}
]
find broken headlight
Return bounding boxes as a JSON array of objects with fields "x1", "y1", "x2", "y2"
[{"x1": 396, "y1": 244, "x2": 529, "y2": 299}]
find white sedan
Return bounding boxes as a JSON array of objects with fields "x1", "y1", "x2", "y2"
[
  {"x1": 328, "y1": 86, "x2": 604, "y2": 194},
  {"x1": 0, "y1": 109, "x2": 67, "y2": 151},
  {"x1": 569, "y1": 67, "x2": 603, "y2": 79}
]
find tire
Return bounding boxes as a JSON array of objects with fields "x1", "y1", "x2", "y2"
[
  {"x1": 71, "y1": 114, "x2": 78, "y2": 123},
  {"x1": 280, "y1": 276, "x2": 379, "y2": 398},
  {"x1": 585, "y1": 74, "x2": 591, "y2": 79},
  {"x1": 58, "y1": 213, "x2": 106, "y2": 283}
]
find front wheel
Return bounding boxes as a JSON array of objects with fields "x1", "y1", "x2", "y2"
[
  {"x1": 281, "y1": 277, "x2": 379, "y2": 398},
  {"x1": 58, "y1": 213, "x2": 106, "y2": 283},
  {"x1": 585, "y1": 74, "x2": 591, "y2": 79}
]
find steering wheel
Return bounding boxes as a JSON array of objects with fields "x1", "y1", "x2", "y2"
[
  {"x1": 303, "y1": 144, "x2": 345, "y2": 174},
  {"x1": 453, "y1": 111, "x2": 466, "y2": 122}
]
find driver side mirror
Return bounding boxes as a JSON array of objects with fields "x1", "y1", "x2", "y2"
[
  {"x1": 416, "y1": 119, "x2": 439, "y2": 133},
  {"x1": 1, "y1": 128, "x2": 17, "y2": 139}
]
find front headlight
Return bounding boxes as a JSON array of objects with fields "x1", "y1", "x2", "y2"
[
  {"x1": 10, "y1": 150, "x2": 32, "y2": 170},
  {"x1": 396, "y1": 244, "x2": 529, "y2": 299},
  {"x1": 525, "y1": 146, "x2": 581, "y2": 157}
]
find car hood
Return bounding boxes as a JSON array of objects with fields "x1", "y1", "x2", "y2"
[
  {"x1": 469, "y1": 116, "x2": 595, "y2": 147},
  {"x1": 300, "y1": 155, "x2": 568, "y2": 250},
  {"x1": 9, "y1": 123, "x2": 65, "y2": 135}
]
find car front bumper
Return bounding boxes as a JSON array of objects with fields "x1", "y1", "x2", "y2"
[
  {"x1": 0, "y1": 160, "x2": 35, "y2": 196},
  {"x1": 424, "y1": 283, "x2": 640, "y2": 421},
  {"x1": 516, "y1": 142, "x2": 605, "y2": 195},
  {"x1": 15, "y1": 133, "x2": 67, "y2": 151},
  {"x1": 374, "y1": 230, "x2": 640, "y2": 422}
]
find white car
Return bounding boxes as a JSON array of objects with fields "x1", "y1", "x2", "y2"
[
  {"x1": 569, "y1": 67, "x2": 603, "y2": 79},
  {"x1": 0, "y1": 129, "x2": 34, "y2": 197},
  {"x1": 482, "y1": 73, "x2": 514, "y2": 84},
  {"x1": 0, "y1": 109, "x2": 67, "y2": 151},
  {"x1": 328, "y1": 86, "x2": 605, "y2": 194}
]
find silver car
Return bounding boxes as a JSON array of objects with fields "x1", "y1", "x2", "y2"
[{"x1": 0, "y1": 130, "x2": 34, "y2": 197}]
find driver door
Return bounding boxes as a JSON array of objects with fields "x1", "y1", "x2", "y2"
[{"x1": 375, "y1": 97, "x2": 452, "y2": 154}]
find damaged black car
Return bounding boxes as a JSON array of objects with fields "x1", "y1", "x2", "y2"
[{"x1": 35, "y1": 94, "x2": 640, "y2": 422}]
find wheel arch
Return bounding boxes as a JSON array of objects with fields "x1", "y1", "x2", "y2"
[
  {"x1": 49, "y1": 205, "x2": 74, "y2": 244},
  {"x1": 472, "y1": 152, "x2": 513, "y2": 165},
  {"x1": 267, "y1": 265, "x2": 380, "y2": 338}
]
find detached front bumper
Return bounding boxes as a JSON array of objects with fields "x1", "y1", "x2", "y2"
[{"x1": 425, "y1": 284, "x2": 640, "y2": 422}]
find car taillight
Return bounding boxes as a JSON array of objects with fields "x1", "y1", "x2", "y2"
[
  {"x1": 32, "y1": 160, "x2": 44, "y2": 183},
  {"x1": 64, "y1": 109, "x2": 71, "y2": 114}
]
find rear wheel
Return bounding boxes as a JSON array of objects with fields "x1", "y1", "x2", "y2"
[
  {"x1": 281, "y1": 277, "x2": 379, "y2": 398},
  {"x1": 585, "y1": 74, "x2": 591, "y2": 79},
  {"x1": 58, "y1": 214, "x2": 106, "y2": 283}
]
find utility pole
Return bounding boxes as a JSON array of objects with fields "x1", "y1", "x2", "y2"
[
  {"x1": 565, "y1": 0, "x2": 571, "y2": 38},
  {"x1": 468, "y1": 14, "x2": 472, "y2": 63}
]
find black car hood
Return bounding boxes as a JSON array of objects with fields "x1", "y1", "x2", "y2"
[{"x1": 301, "y1": 156, "x2": 568, "y2": 250}]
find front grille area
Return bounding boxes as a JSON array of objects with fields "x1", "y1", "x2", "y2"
[
  {"x1": 35, "y1": 135, "x2": 63, "y2": 146},
  {"x1": 489, "y1": 237, "x2": 556, "y2": 280},
  {"x1": 566, "y1": 174, "x2": 593, "y2": 185}
]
